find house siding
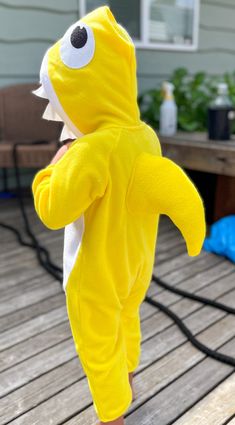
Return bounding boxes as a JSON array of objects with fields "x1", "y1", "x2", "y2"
[
  {"x1": 1, "y1": 1, "x2": 235, "y2": 91},
  {"x1": 0, "y1": 0, "x2": 234, "y2": 190}
]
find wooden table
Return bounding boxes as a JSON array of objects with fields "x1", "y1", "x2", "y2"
[{"x1": 159, "y1": 131, "x2": 235, "y2": 221}]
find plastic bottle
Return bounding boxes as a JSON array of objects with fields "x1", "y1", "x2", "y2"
[
  {"x1": 159, "y1": 81, "x2": 177, "y2": 136},
  {"x1": 208, "y1": 82, "x2": 235, "y2": 140}
]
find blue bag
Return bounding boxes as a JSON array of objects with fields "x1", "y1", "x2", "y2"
[{"x1": 203, "y1": 215, "x2": 235, "y2": 263}]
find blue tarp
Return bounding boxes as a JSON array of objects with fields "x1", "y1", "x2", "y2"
[
  {"x1": 0, "y1": 191, "x2": 16, "y2": 199},
  {"x1": 203, "y1": 215, "x2": 235, "y2": 263}
]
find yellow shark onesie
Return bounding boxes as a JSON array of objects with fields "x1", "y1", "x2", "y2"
[{"x1": 31, "y1": 6, "x2": 206, "y2": 422}]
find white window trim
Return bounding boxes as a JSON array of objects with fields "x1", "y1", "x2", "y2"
[
  {"x1": 79, "y1": 0, "x2": 86, "y2": 17},
  {"x1": 80, "y1": 0, "x2": 200, "y2": 52}
]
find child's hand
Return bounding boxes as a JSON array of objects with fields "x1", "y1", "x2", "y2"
[{"x1": 50, "y1": 141, "x2": 73, "y2": 165}]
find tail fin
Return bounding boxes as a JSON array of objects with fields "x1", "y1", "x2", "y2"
[{"x1": 126, "y1": 152, "x2": 206, "y2": 256}]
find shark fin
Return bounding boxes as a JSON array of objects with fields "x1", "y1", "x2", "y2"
[{"x1": 127, "y1": 152, "x2": 206, "y2": 257}]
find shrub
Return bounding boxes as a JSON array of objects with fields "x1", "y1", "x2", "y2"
[{"x1": 138, "y1": 67, "x2": 235, "y2": 133}]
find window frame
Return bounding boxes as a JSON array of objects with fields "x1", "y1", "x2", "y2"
[{"x1": 80, "y1": 0, "x2": 200, "y2": 51}]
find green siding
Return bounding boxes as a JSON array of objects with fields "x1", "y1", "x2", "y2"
[
  {"x1": 0, "y1": 0, "x2": 234, "y2": 190},
  {"x1": 0, "y1": 0, "x2": 234, "y2": 90},
  {"x1": 137, "y1": 1, "x2": 235, "y2": 92}
]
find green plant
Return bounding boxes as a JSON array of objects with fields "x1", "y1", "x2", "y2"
[{"x1": 138, "y1": 67, "x2": 235, "y2": 132}]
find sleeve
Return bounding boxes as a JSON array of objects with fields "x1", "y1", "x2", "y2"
[{"x1": 31, "y1": 139, "x2": 109, "y2": 230}]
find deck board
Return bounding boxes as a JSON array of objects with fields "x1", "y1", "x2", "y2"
[
  {"x1": 174, "y1": 373, "x2": 235, "y2": 425},
  {"x1": 0, "y1": 197, "x2": 235, "y2": 424}
]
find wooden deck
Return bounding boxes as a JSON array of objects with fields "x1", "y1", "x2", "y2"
[{"x1": 0, "y1": 196, "x2": 235, "y2": 424}]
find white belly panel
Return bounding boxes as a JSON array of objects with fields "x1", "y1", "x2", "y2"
[{"x1": 62, "y1": 215, "x2": 85, "y2": 292}]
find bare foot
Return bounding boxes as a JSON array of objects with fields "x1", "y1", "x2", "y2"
[{"x1": 128, "y1": 372, "x2": 136, "y2": 401}]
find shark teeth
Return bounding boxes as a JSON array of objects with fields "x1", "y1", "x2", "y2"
[
  {"x1": 32, "y1": 85, "x2": 48, "y2": 99},
  {"x1": 33, "y1": 83, "x2": 82, "y2": 143},
  {"x1": 59, "y1": 124, "x2": 77, "y2": 142},
  {"x1": 42, "y1": 102, "x2": 63, "y2": 121}
]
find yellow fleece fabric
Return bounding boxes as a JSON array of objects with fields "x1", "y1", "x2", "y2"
[{"x1": 31, "y1": 6, "x2": 206, "y2": 422}]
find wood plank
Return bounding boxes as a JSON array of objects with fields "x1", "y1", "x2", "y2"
[
  {"x1": 156, "y1": 241, "x2": 186, "y2": 264},
  {"x1": 1, "y1": 233, "x2": 63, "y2": 264},
  {"x1": 0, "y1": 231, "x2": 63, "y2": 273},
  {"x1": 160, "y1": 132, "x2": 235, "y2": 177},
  {"x1": 0, "y1": 339, "x2": 76, "y2": 398},
  {"x1": 0, "y1": 278, "x2": 62, "y2": 317},
  {"x1": 3, "y1": 41, "x2": 235, "y2": 83},
  {"x1": 204, "y1": 0, "x2": 235, "y2": 8},
  {"x1": 148, "y1": 258, "x2": 233, "y2": 297},
  {"x1": 3, "y1": 271, "x2": 234, "y2": 373},
  {"x1": 0, "y1": 243, "x2": 62, "y2": 290},
  {"x1": 0, "y1": 8, "x2": 77, "y2": 41},
  {"x1": 148, "y1": 257, "x2": 235, "y2": 298},
  {"x1": 0, "y1": 320, "x2": 69, "y2": 372},
  {"x1": 137, "y1": 49, "x2": 235, "y2": 80},
  {"x1": 174, "y1": 373, "x2": 235, "y2": 425},
  {"x1": 0, "y1": 358, "x2": 87, "y2": 425},
  {"x1": 1, "y1": 200, "x2": 235, "y2": 424},
  {"x1": 0, "y1": 284, "x2": 231, "y2": 420},
  {"x1": 200, "y1": 27, "x2": 235, "y2": 51},
  {"x1": 60, "y1": 323, "x2": 235, "y2": 425},
  {"x1": 0, "y1": 43, "x2": 57, "y2": 77},
  {"x1": 0, "y1": 304, "x2": 67, "y2": 353},
  {"x1": 140, "y1": 290, "x2": 235, "y2": 371},
  {"x1": 3, "y1": 301, "x2": 235, "y2": 424},
  {"x1": 154, "y1": 252, "x2": 223, "y2": 284},
  {"x1": 200, "y1": 3, "x2": 235, "y2": 30},
  {"x1": 143, "y1": 272, "x2": 235, "y2": 341},
  {"x1": 7, "y1": 377, "x2": 92, "y2": 425},
  {"x1": 1, "y1": 236, "x2": 226, "y2": 371},
  {"x1": 134, "y1": 317, "x2": 235, "y2": 416},
  {"x1": 0, "y1": 217, "x2": 184, "y2": 295},
  {"x1": 125, "y1": 340, "x2": 235, "y2": 424},
  {"x1": 0, "y1": 273, "x2": 55, "y2": 300},
  {"x1": 0, "y1": 292, "x2": 64, "y2": 333},
  {"x1": 0, "y1": 204, "x2": 167, "y2": 245},
  {"x1": 1, "y1": 280, "x2": 234, "y2": 422},
  {"x1": 0, "y1": 0, "x2": 78, "y2": 11}
]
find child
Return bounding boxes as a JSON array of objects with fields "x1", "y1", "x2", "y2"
[{"x1": 31, "y1": 6, "x2": 206, "y2": 424}]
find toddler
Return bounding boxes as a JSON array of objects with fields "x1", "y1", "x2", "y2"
[{"x1": 32, "y1": 6, "x2": 206, "y2": 424}]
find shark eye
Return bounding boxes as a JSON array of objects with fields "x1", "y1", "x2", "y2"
[
  {"x1": 60, "y1": 22, "x2": 95, "y2": 69},
  {"x1": 70, "y1": 26, "x2": 88, "y2": 48}
]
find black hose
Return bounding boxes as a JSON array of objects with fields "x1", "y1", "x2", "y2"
[
  {"x1": 152, "y1": 275, "x2": 235, "y2": 315},
  {"x1": 0, "y1": 140, "x2": 234, "y2": 368},
  {"x1": 145, "y1": 293, "x2": 235, "y2": 367},
  {"x1": 0, "y1": 141, "x2": 63, "y2": 282}
]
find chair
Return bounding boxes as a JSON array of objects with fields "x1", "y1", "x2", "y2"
[
  {"x1": 0, "y1": 83, "x2": 63, "y2": 282},
  {"x1": 0, "y1": 83, "x2": 62, "y2": 173}
]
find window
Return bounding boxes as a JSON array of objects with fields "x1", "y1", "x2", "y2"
[{"x1": 80, "y1": 0, "x2": 200, "y2": 51}]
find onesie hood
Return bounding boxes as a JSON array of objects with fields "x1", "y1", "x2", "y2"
[{"x1": 33, "y1": 6, "x2": 141, "y2": 138}]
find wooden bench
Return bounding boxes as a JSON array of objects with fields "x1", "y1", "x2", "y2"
[{"x1": 160, "y1": 131, "x2": 235, "y2": 221}]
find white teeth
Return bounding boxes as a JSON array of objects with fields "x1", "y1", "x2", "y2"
[
  {"x1": 59, "y1": 124, "x2": 77, "y2": 142},
  {"x1": 32, "y1": 85, "x2": 48, "y2": 99},
  {"x1": 42, "y1": 102, "x2": 63, "y2": 121}
]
